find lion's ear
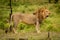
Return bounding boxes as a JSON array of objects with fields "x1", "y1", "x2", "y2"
[{"x1": 42, "y1": 9, "x2": 44, "y2": 12}]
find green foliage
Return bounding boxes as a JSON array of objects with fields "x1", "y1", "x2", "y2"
[
  {"x1": 17, "y1": 22, "x2": 35, "y2": 32},
  {"x1": 0, "y1": 22, "x2": 5, "y2": 30},
  {"x1": 55, "y1": 4, "x2": 60, "y2": 14},
  {"x1": 0, "y1": 0, "x2": 60, "y2": 32}
]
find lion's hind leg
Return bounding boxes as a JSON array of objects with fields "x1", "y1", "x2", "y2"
[{"x1": 12, "y1": 20, "x2": 20, "y2": 33}]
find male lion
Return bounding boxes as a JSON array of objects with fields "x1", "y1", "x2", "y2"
[{"x1": 9, "y1": 7, "x2": 50, "y2": 33}]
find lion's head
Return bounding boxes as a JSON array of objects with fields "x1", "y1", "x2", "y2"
[{"x1": 33, "y1": 7, "x2": 51, "y2": 23}]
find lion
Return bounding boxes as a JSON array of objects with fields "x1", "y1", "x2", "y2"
[{"x1": 8, "y1": 7, "x2": 50, "y2": 33}]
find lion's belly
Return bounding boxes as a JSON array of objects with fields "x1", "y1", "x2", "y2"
[
  {"x1": 22, "y1": 15, "x2": 36, "y2": 24},
  {"x1": 22, "y1": 18, "x2": 35, "y2": 24}
]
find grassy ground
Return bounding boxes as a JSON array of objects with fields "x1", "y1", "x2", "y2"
[{"x1": 0, "y1": 29, "x2": 60, "y2": 40}]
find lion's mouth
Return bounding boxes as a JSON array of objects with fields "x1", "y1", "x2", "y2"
[{"x1": 46, "y1": 15, "x2": 49, "y2": 17}]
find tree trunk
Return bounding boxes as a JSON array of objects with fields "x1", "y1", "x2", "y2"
[{"x1": 9, "y1": 0, "x2": 13, "y2": 32}]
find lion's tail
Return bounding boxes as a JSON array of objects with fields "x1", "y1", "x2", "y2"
[{"x1": 10, "y1": 15, "x2": 13, "y2": 23}]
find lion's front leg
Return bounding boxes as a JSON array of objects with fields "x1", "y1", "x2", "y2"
[{"x1": 35, "y1": 19, "x2": 41, "y2": 33}]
